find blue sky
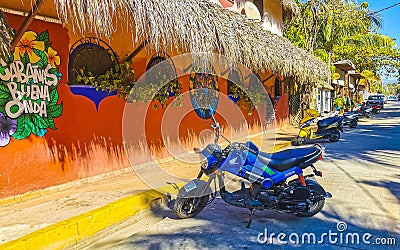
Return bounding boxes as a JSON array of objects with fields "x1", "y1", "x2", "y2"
[
  {"x1": 365, "y1": 1, "x2": 400, "y2": 46},
  {"x1": 364, "y1": 0, "x2": 400, "y2": 83}
]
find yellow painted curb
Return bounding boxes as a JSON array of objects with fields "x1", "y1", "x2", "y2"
[
  {"x1": 0, "y1": 192, "x2": 40, "y2": 208},
  {"x1": 0, "y1": 189, "x2": 165, "y2": 250}
]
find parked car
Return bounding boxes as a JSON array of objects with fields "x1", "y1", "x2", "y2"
[
  {"x1": 388, "y1": 95, "x2": 397, "y2": 101},
  {"x1": 377, "y1": 94, "x2": 387, "y2": 103},
  {"x1": 366, "y1": 95, "x2": 384, "y2": 109}
]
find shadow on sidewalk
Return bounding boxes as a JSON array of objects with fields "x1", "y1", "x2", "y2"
[
  {"x1": 360, "y1": 179, "x2": 400, "y2": 203},
  {"x1": 101, "y1": 198, "x2": 400, "y2": 249}
]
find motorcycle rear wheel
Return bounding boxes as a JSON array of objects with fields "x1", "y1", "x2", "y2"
[
  {"x1": 174, "y1": 195, "x2": 209, "y2": 219},
  {"x1": 349, "y1": 120, "x2": 358, "y2": 128},
  {"x1": 328, "y1": 129, "x2": 340, "y2": 142},
  {"x1": 296, "y1": 136, "x2": 305, "y2": 146},
  {"x1": 295, "y1": 191, "x2": 325, "y2": 217}
]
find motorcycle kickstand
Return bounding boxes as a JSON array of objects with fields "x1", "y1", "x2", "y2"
[{"x1": 246, "y1": 209, "x2": 256, "y2": 228}]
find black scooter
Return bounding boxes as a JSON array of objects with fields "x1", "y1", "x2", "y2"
[
  {"x1": 296, "y1": 115, "x2": 344, "y2": 145},
  {"x1": 342, "y1": 112, "x2": 358, "y2": 128}
]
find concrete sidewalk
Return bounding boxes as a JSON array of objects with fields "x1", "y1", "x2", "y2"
[{"x1": 0, "y1": 124, "x2": 299, "y2": 249}]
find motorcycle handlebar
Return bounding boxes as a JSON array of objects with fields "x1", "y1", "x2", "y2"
[{"x1": 206, "y1": 115, "x2": 231, "y2": 145}]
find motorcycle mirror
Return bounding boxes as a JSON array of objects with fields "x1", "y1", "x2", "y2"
[{"x1": 193, "y1": 148, "x2": 201, "y2": 154}]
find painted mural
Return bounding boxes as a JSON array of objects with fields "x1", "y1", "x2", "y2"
[{"x1": 0, "y1": 30, "x2": 62, "y2": 146}]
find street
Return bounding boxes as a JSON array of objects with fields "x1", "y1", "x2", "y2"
[{"x1": 83, "y1": 102, "x2": 400, "y2": 250}]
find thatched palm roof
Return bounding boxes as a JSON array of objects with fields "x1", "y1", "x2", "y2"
[
  {"x1": 281, "y1": 0, "x2": 300, "y2": 16},
  {"x1": 54, "y1": 0, "x2": 328, "y2": 84},
  {"x1": 0, "y1": 11, "x2": 13, "y2": 60}
]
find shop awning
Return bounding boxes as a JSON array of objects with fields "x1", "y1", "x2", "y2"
[
  {"x1": 334, "y1": 60, "x2": 355, "y2": 71},
  {"x1": 348, "y1": 72, "x2": 364, "y2": 79}
]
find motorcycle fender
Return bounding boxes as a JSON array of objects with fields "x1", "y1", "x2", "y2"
[
  {"x1": 305, "y1": 179, "x2": 329, "y2": 197},
  {"x1": 298, "y1": 129, "x2": 309, "y2": 138},
  {"x1": 177, "y1": 179, "x2": 212, "y2": 199}
]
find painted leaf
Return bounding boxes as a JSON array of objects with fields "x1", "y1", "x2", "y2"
[
  {"x1": 48, "y1": 103, "x2": 63, "y2": 117},
  {"x1": 45, "y1": 42, "x2": 52, "y2": 52},
  {"x1": 0, "y1": 64, "x2": 5, "y2": 75},
  {"x1": 12, "y1": 114, "x2": 33, "y2": 140},
  {"x1": 48, "y1": 89, "x2": 59, "y2": 106},
  {"x1": 33, "y1": 48, "x2": 48, "y2": 69},
  {"x1": 48, "y1": 68, "x2": 57, "y2": 74},
  {"x1": 37, "y1": 30, "x2": 49, "y2": 43},
  {"x1": 0, "y1": 98, "x2": 10, "y2": 113},
  {"x1": 0, "y1": 85, "x2": 10, "y2": 99},
  {"x1": 33, "y1": 114, "x2": 48, "y2": 129},
  {"x1": 45, "y1": 116, "x2": 56, "y2": 130},
  {"x1": 21, "y1": 52, "x2": 30, "y2": 66},
  {"x1": 32, "y1": 124, "x2": 48, "y2": 137}
]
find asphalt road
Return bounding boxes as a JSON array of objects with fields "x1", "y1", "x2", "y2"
[{"x1": 84, "y1": 102, "x2": 400, "y2": 250}]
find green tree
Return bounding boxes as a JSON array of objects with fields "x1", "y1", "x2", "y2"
[
  {"x1": 360, "y1": 70, "x2": 382, "y2": 93},
  {"x1": 285, "y1": 0, "x2": 400, "y2": 79}
]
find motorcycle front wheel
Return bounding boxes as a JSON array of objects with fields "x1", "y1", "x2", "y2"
[
  {"x1": 328, "y1": 129, "x2": 340, "y2": 142},
  {"x1": 296, "y1": 191, "x2": 325, "y2": 217},
  {"x1": 174, "y1": 195, "x2": 209, "y2": 219},
  {"x1": 349, "y1": 120, "x2": 358, "y2": 128}
]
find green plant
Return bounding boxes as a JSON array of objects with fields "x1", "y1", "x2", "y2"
[
  {"x1": 76, "y1": 59, "x2": 135, "y2": 99},
  {"x1": 228, "y1": 83, "x2": 267, "y2": 116},
  {"x1": 131, "y1": 80, "x2": 182, "y2": 109},
  {"x1": 75, "y1": 57, "x2": 182, "y2": 108},
  {"x1": 333, "y1": 96, "x2": 345, "y2": 108}
]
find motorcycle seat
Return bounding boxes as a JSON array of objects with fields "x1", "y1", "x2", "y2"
[
  {"x1": 257, "y1": 146, "x2": 321, "y2": 172},
  {"x1": 317, "y1": 117, "x2": 341, "y2": 127},
  {"x1": 344, "y1": 111, "x2": 358, "y2": 115}
]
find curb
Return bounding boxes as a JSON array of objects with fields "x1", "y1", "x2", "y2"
[
  {"x1": 0, "y1": 189, "x2": 166, "y2": 250},
  {"x1": 0, "y1": 167, "x2": 133, "y2": 208}
]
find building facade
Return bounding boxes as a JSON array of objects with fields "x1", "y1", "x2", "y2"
[{"x1": 0, "y1": 0, "x2": 328, "y2": 198}]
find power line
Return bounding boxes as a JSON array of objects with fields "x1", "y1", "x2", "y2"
[{"x1": 372, "y1": 2, "x2": 400, "y2": 14}]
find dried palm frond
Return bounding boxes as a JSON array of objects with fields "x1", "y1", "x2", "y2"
[
  {"x1": 281, "y1": 0, "x2": 300, "y2": 16},
  {"x1": 0, "y1": 10, "x2": 14, "y2": 60},
  {"x1": 54, "y1": 0, "x2": 328, "y2": 84}
]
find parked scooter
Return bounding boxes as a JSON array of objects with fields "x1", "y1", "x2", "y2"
[
  {"x1": 371, "y1": 105, "x2": 380, "y2": 114},
  {"x1": 173, "y1": 115, "x2": 331, "y2": 228},
  {"x1": 295, "y1": 109, "x2": 344, "y2": 145},
  {"x1": 329, "y1": 110, "x2": 358, "y2": 128},
  {"x1": 342, "y1": 112, "x2": 358, "y2": 128},
  {"x1": 354, "y1": 104, "x2": 372, "y2": 118}
]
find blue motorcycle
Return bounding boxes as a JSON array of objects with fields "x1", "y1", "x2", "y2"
[{"x1": 173, "y1": 116, "x2": 331, "y2": 227}]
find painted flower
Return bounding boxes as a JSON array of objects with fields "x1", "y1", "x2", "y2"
[
  {"x1": 14, "y1": 31, "x2": 45, "y2": 64},
  {"x1": 0, "y1": 112, "x2": 17, "y2": 147},
  {"x1": 45, "y1": 47, "x2": 61, "y2": 68}
]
